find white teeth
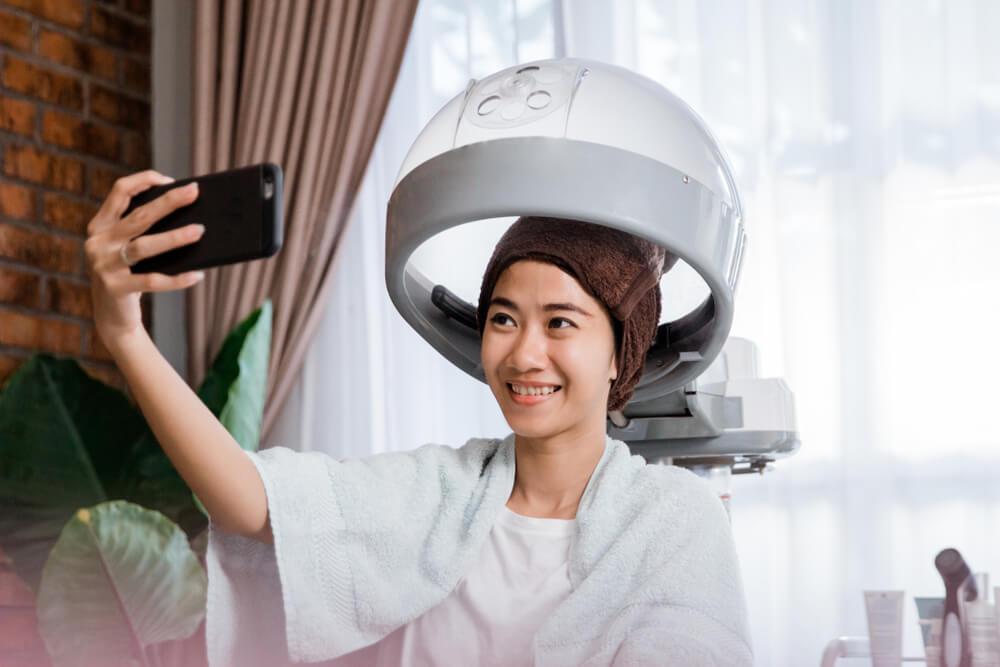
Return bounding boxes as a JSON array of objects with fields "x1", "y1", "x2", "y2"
[{"x1": 510, "y1": 383, "x2": 559, "y2": 396}]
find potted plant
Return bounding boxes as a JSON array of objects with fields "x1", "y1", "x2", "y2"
[{"x1": 0, "y1": 299, "x2": 273, "y2": 667}]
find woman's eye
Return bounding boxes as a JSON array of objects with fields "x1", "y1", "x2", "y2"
[{"x1": 489, "y1": 313, "x2": 574, "y2": 329}]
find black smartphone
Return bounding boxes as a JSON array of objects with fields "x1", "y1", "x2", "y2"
[{"x1": 121, "y1": 162, "x2": 283, "y2": 275}]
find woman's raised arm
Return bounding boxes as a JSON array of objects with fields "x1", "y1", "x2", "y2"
[
  {"x1": 84, "y1": 170, "x2": 272, "y2": 544},
  {"x1": 106, "y1": 329, "x2": 273, "y2": 543}
]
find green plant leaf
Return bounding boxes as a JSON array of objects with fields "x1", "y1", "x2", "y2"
[
  {"x1": 0, "y1": 356, "x2": 148, "y2": 592},
  {"x1": 36, "y1": 500, "x2": 206, "y2": 667},
  {"x1": 0, "y1": 300, "x2": 272, "y2": 589}
]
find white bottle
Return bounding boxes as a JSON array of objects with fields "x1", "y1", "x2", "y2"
[{"x1": 965, "y1": 573, "x2": 999, "y2": 667}]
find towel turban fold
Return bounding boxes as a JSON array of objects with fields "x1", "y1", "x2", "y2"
[{"x1": 477, "y1": 216, "x2": 676, "y2": 413}]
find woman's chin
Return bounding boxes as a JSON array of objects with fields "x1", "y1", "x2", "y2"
[
  {"x1": 504, "y1": 410, "x2": 569, "y2": 439},
  {"x1": 509, "y1": 424, "x2": 560, "y2": 440}
]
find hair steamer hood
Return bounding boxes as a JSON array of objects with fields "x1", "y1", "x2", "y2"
[{"x1": 384, "y1": 57, "x2": 800, "y2": 477}]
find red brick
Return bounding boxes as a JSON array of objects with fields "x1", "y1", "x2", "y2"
[
  {"x1": 42, "y1": 192, "x2": 96, "y2": 235},
  {"x1": 86, "y1": 325, "x2": 113, "y2": 361},
  {"x1": 0, "y1": 182, "x2": 35, "y2": 220},
  {"x1": 0, "y1": 94, "x2": 35, "y2": 137},
  {"x1": 121, "y1": 57, "x2": 149, "y2": 97},
  {"x1": 124, "y1": 0, "x2": 150, "y2": 18},
  {"x1": 0, "y1": 10, "x2": 31, "y2": 50},
  {"x1": 0, "y1": 309, "x2": 81, "y2": 354},
  {"x1": 3, "y1": 144, "x2": 85, "y2": 194},
  {"x1": 121, "y1": 131, "x2": 150, "y2": 170},
  {"x1": 89, "y1": 6, "x2": 150, "y2": 55},
  {"x1": 4, "y1": 0, "x2": 85, "y2": 30},
  {"x1": 41, "y1": 109, "x2": 120, "y2": 161},
  {"x1": 89, "y1": 83, "x2": 149, "y2": 132},
  {"x1": 37, "y1": 29, "x2": 119, "y2": 81},
  {"x1": 44, "y1": 275, "x2": 90, "y2": 319},
  {"x1": 91, "y1": 45, "x2": 120, "y2": 83},
  {"x1": 0, "y1": 55, "x2": 83, "y2": 111},
  {"x1": 0, "y1": 265, "x2": 42, "y2": 307},
  {"x1": 88, "y1": 163, "x2": 127, "y2": 201},
  {"x1": 0, "y1": 353, "x2": 29, "y2": 388},
  {"x1": 0, "y1": 222, "x2": 81, "y2": 273}
]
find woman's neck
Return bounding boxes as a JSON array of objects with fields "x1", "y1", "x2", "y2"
[{"x1": 506, "y1": 425, "x2": 607, "y2": 519}]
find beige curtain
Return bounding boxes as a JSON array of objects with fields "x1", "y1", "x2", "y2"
[{"x1": 189, "y1": 0, "x2": 419, "y2": 439}]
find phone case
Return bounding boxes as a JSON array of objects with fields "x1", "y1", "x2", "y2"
[{"x1": 121, "y1": 162, "x2": 283, "y2": 275}]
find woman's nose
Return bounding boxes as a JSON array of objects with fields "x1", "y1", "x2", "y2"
[{"x1": 507, "y1": 325, "x2": 549, "y2": 371}]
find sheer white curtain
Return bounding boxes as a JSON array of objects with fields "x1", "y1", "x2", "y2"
[{"x1": 265, "y1": 0, "x2": 1000, "y2": 664}]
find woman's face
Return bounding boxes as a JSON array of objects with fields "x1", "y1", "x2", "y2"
[{"x1": 481, "y1": 259, "x2": 618, "y2": 438}]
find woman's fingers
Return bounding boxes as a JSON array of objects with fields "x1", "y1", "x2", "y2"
[
  {"x1": 121, "y1": 223, "x2": 205, "y2": 266},
  {"x1": 94, "y1": 170, "x2": 176, "y2": 230},
  {"x1": 111, "y1": 270, "x2": 205, "y2": 296},
  {"x1": 116, "y1": 182, "x2": 199, "y2": 240}
]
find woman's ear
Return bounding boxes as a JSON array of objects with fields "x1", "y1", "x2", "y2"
[{"x1": 610, "y1": 354, "x2": 618, "y2": 382}]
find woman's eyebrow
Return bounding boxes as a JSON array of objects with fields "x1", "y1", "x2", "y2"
[{"x1": 489, "y1": 296, "x2": 593, "y2": 317}]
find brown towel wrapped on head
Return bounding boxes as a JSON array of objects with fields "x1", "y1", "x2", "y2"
[{"x1": 476, "y1": 216, "x2": 676, "y2": 413}]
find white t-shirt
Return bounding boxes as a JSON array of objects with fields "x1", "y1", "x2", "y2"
[{"x1": 368, "y1": 503, "x2": 577, "y2": 666}]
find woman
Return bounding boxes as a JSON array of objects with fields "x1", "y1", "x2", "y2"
[
  {"x1": 84, "y1": 171, "x2": 753, "y2": 666},
  {"x1": 477, "y1": 214, "x2": 663, "y2": 522}
]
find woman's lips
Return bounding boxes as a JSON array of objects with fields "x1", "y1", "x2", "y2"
[{"x1": 506, "y1": 383, "x2": 561, "y2": 406}]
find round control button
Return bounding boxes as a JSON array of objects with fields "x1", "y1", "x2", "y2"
[{"x1": 527, "y1": 90, "x2": 551, "y2": 110}]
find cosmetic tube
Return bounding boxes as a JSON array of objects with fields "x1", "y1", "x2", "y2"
[
  {"x1": 865, "y1": 590, "x2": 904, "y2": 667},
  {"x1": 916, "y1": 597, "x2": 945, "y2": 665},
  {"x1": 964, "y1": 574, "x2": 997, "y2": 667},
  {"x1": 994, "y1": 587, "x2": 1000, "y2": 666}
]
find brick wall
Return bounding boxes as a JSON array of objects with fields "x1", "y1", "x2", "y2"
[
  {"x1": 0, "y1": 0, "x2": 153, "y2": 395},
  {"x1": 0, "y1": 1, "x2": 153, "y2": 664}
]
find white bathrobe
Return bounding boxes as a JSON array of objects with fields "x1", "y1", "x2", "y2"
[{"x1": 205, "y1": 432, "x2": 754, "y2": 666}]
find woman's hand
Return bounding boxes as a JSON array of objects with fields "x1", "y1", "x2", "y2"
[{"x1": 84, "y1": 169, "x2": 206, "y2": 349}]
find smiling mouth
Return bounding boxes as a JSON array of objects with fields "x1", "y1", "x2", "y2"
[{"x1": 506, "y1": 383, "x2": 562, "y2": 398}]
